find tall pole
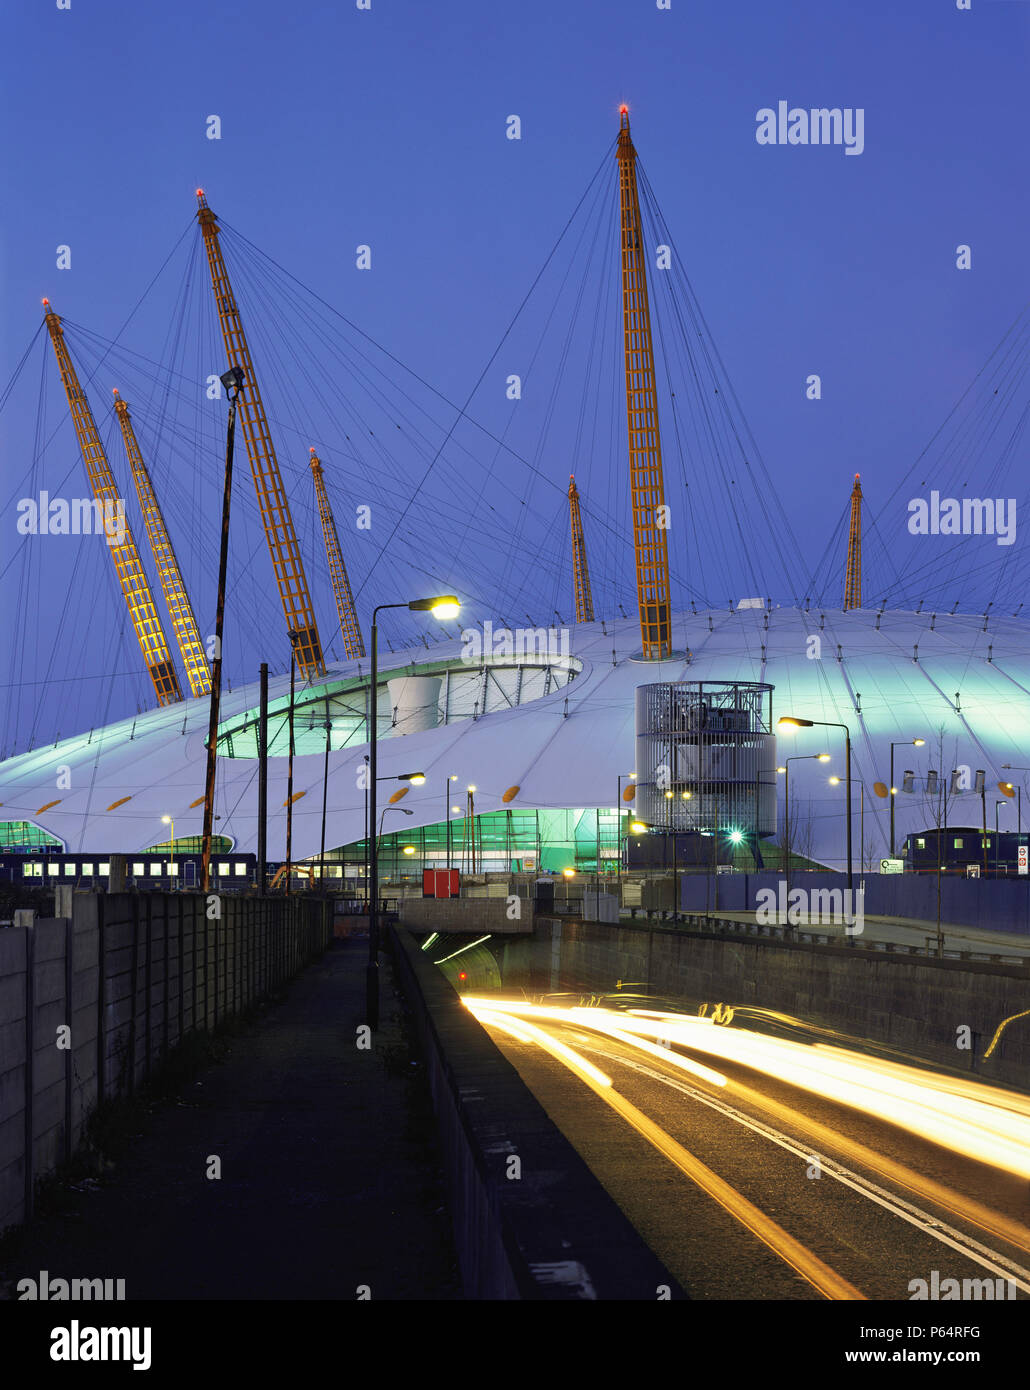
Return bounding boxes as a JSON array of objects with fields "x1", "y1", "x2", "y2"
[
  {"x1": 617, "y1": 776, "x2": 623, "y2": 896},
  {"x1": 202, "y1": 368, "x2": 244, "y2": 892},
  {"x1": 257, "y1": 661, "x2": 268, "y2": 892},
  {"x1": 367, "y1": 616, "x2": 380, "y2": 1028},
  {"x1": 981, "y1": 785, "x2": 988, "y2": 878},
  {"x1": 890, "y1": 743, "x2": 896, "y2": 858},
  {"x1": 445, "y1": 777, "x2": 450, "y2": 869},
  {"x1": 320, "y1": 696, "x2": 330, "y2": 891},
  {"x1": 995, "y1": 801, "x2": 1003, "y2": 877},
  {"x1": 285, "y1": 634, "x2": 298, "y2": 894},
  {"x1": 363, "y1": 755, "x2": 370, "y2": 912},
  {"x1": 845, "y1": 728, "x2": 853, "y2": 894}
]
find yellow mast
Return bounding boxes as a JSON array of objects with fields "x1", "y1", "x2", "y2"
[
  {"x1": 844, "y1": 473, "x2": 862, "y2": 611},
  {"x1": 617, "y1": 107, "x2": 672, "y2": 660},
  {"x1": 195, "y1": 189, "x2": 326, "y2": 679},
  {"x1": 112, "y1": 390, "x2": 212, "y2": 698},
  {"x1": 42, "y1": 302, "x2": 183, "y2": 706},
  {"x1": 310, "y1": 449, "x2": 365, "y2": 659},
  {"x1": 568, "y1": 474, "x2": 595, "y2": 622}
]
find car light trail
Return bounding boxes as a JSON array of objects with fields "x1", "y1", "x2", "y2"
[
  {"x1": 466, "y1": 998, "x2": 865, "y2": 1300},
  {"x1": 462, "y1": 997, "x2": 1030, "y2": 1181}
]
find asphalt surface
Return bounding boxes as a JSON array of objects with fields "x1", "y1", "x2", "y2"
[{"x1": 481, "y1": 1010, "x2": 1030, "y2": 1301}]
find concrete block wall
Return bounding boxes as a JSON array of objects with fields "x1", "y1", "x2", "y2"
[
  {"x1": 398, "y1": 896, "x2": 534, "y2": 934},
  {"x1": 0, "y1": 891, "x2": 329, "y2": 1236}
]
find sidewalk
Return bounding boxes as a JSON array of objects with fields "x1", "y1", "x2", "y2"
[
  {"x1": 702, "y1": 908, "x2": 1030, "y2": 958},
  {"x1": 0, "y1": 938, "x2": 461, "y2": 1300}
]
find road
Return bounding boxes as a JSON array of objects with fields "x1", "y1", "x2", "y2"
[{"x1": 464, "y1": 995, "x2": 1030, "y2": 1300}]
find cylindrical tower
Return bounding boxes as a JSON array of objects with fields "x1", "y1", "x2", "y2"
[{"x1": 635, "y1": 679, "x2": 777, "y2": 840}]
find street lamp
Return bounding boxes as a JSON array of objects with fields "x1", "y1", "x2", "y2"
[
  {"x1": 995, "y1": 799, "x2": 1006, "y2": 876},
  {"x1": 367, "y1": 595, "x2": 460, "y2": 1029},
  {"x1": 779, "y1": 716, "x2": 854, "y2": 891},
  {"x1": 445, "y1": 774, "x2": 458, "y2": 870},
  {"x1": 1000, "y1": 767, "x2": 1027, "y2": 834},
  {"x1": 890, "y1": 739, "x2": 925, "y2": 856},
  {"x1": 285, "y1": 629, "x2": 302, "y2": 896},
  {"x1": 778, "y1": 754, "x2": 829, "y2": 884},
  {"x1": 201, "y1": 363, "x2": 245, "y2": 892},
  {"x1": 616, "y1": 771, "x2": 636, "y2": 894},
  {"x1": 161, "y1": 814, "x2": 175, "y2": 880}
]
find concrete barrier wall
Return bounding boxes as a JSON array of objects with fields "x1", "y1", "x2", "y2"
[
  {"x1": 0, "y1": 892, "x2": 329, "y2": 1236},
  {"x1": 532, "y1": 918, "x2": 1030, "y2": 1090},
  {"x1": 679, "y1": 871, "x2": 1030, "y2": 934},
  {"x1": 398, "y1": 896, "x2": 534, "y2": 934},
  {"x1": 389, "y1": 926, "x2": 685, "y2": 1300}
]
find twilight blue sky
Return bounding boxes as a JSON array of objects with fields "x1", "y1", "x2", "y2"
[{"x1": 2, "y1": 0, "x2": 1029, "y2": 748}]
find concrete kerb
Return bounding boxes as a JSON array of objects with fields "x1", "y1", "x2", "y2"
[{"x1": 388, "y1": 925, "x2": 685, "y2": 1301}]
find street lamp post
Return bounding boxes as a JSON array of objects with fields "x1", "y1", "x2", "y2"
[
  {"x1": 445, "y1": 773, "x2": 458, "y2": 870},
  {"x1": 285, "y1": 630, "x2": 301, "y2": 896},
  {"x1": 995, "y1": 800, "x2": 1006, "y2": 876},
  {"x1": 779, "y1": 716, "x2": 853, "y2": 891},
  {"x1": 367, "y1": 595, "x2": 459, "y2": 1029},
  {"x1": 616, "y1": 772, "x2": 635, "y2": 898},
  {"x1": 319, "y1": 699, "x2": 330, "y2": 892},
  {"x1": 1000, "y1": 767, "x2": 1027, "y2": 835},
  {"x1": 201, "y1": 364, "x2": 245, "y2": 893},
  {"x1": 161, "y1": 815, "x2": 174, "y2": 883},
  {"x1": 890, "y1": 738, "x2": 925, "y2": 857},
  {"x1": 778, "y1": 754, "x2": 830, "y2": 892}
]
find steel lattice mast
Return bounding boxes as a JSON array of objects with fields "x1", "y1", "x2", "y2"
[
  {"x1": 42, "y1": 302, "x2": 183, "y2": 706},
  {"x1": 568, "y1": 474, "x2": 595, "y2": 623},
  {"x1": 195, "y1": 190, "x2": 326, "y2": 679},
  {"x1": 310, "y1": 449, "x2": 365, "y2": 659},
  {"x1": 112, "y1": 390, "x2": 212, "y2": 698},
  {"x1": 844, "y1": 473, "x2": 862, "y2": 611},
  {"x1": 616, "y1": 107, "x2": 672, "y2": 660}
]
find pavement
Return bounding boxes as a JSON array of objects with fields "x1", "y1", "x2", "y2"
[
  {"x1": 699, "y1": 909, "x2": 1030, "y2": 959},
  {"x1": 0, "y1": 937, "x2": 461, "y2": 1301}
]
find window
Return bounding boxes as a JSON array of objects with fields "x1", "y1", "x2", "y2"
[
  {"x1": 954, "y1": 837, "x2": 963, "y2": 849},
  {"x1": 916, "y1": 837, "x2": 925, "y2": 850},
  {"x1": 234, "y1": 863, "x2": 246, "y2": 876},
  {"x1": 64, "y1": 863, "x2": 76, "y2": 875},
  {"x1": 218, "y1": 862, "x2": 230, "y2": 875},
  {"x1": 166, "y1": 862, "x2": 177, "y2": 874},
  {"x1": 132, "y1": 863, "x2": 144, "y2": 876},
  {"x1": 149, "y1": 863, "x2": 161, "y2": 876},
  {"x1": 47, "y1": 863, "x2": 60, "y2": 875},
  {"x1": 99, "y1": 863, "x2": 110, "y2": 875},
  {"x1": 81, "y1": 863, "x2": 93, "y2": 876}
]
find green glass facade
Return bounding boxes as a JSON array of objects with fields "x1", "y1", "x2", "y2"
[
  {"x1": 335, "y1": 807, "x2": 627, "y2": 881},
  {"x1": 0, "y1": 821, "x2": 63, "y2": 852}
]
